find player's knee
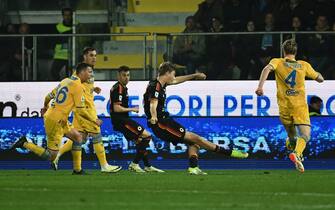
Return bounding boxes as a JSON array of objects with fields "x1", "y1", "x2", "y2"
[
  {"x1": 300, "y1": 134, "x2": 310, "y2": 142},
  {"x1": 72, "y1": 140, "x2": 82, "y2": 151},
  {"x1": 90, "y1": 133, "x2": 102, "y2": 144}
]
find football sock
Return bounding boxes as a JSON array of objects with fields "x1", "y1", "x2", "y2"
[
  {"x1": 58, "y1": 140, "x2": 73, "y2": 157},
  {"x1": 71, "y1": 141, "x2": 82, "y2": 172},
  {"x1": 142, "y1": 151, "x2": 151, "y2": 167},
  {"x1": 23, "y1": 142, "x2": 50, "y2": 160},
  {"x1": 93, "y1": 142, "x2": 108, "y2": 167},
  {"x1": 295, "y1": 137, "x2": 306, "y2": 157},
  {"x1": 189, "y1": 155, "x2": 198, "y2": 168},
  {"x1": 133, "y1": 149, "x2": 143, "y2": 164},
  {"x1": 214, "y1": 145, "x2": 232, "y2": 156}
]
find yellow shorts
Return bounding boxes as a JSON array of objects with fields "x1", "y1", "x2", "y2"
[
  {"x1": 72, "y1": 109, "x2": 100, "y2": 134},
  {"x1": 279, "y1": 104, "x2": 310, "y2": 126},
  {"x1": 44, "y1": 116, "x2": 73, "y2": 150}
]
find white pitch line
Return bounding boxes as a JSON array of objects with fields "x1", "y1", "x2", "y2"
[{"x1": 1, "y1": 187, "x2": 335, "y2": 198}]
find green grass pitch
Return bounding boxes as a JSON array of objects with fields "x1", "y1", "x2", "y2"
[{"x1": 0, "y1": 170, "x2": 335, "y2": 210}]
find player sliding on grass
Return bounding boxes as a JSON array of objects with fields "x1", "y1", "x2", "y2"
[
  {"x1": 255, "y1": 39, "x2": 324, "y2": 173},
  {"x1": 143, "y1": 62, "x2": 248, "y2": 175}
]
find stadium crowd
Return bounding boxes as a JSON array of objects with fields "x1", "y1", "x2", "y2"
[{"x1": 1, "y1": 0, "x2": 335, "y2": 81}]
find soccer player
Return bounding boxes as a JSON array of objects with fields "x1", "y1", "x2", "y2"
[
  {"x1": 255, "y1": 39, "x2": 324, "y2": 173},
  {"x1": 110, "y1": 66, "x2": 164, "y2": 173},
  {"x1": 143, "y1": 62, "x2": 248, "y2": 175},
  {"x1": 11, "y1": 63, "x2": 98, "y2": 174},
  {"x1": 47, "y1": 47, "x2": 122, "y2": 173}
]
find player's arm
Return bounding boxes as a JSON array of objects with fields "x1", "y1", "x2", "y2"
[
  {"x1": 255, "y1": 64, "x2": 274, "y2": 96},
  {"x1": 315, "y1": 73, "x2": 324, "y2": 83},
  {"x1": 74, "y1": 86, "x2": 102, "y2": 126},
  {"x1": 41, "y1": 86, "x2": 58, "y2": 116},
  {"x1": 167, "y1": 72, "x2": 206, "y2": 85},
  {"x1": 149, "y1": 99, "x2": 158, "y2": 124},
  {"x1": 113, "y1": 104, "x2": 139, "y2": 113}
]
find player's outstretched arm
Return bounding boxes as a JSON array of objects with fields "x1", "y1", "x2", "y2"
[
  {"x1": 255, "y1": 64, "x2": 273, "y2": 96},
  {"x1": 41, "y1": 87, "x2": 57, "y2": 116},
  {"x1": 315, "y1": 73, "x2": 324, "y2": 83},
  {"x1": 168, "y1": 73, "x2": 206, "y2": 85}
]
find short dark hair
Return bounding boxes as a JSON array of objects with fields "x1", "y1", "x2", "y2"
[
  {"x1": 75, "y1": 63, "x2": 91, "y2": 74},
  {"x1": 62, "y1": 8, "x2": 73, "y2": 15},
  {"x1": 82, "y1": 47, "x2": 96, "y2": 55},
  {"x1": 158, "y1": 62, "x2": 176, "y2": 76},
  {"x1": 310, "y1": 96, "x2": 323, "y2": 104},
  {"x1": 118, "y1": 65, "x2": 130, "y2": 73},
  {"x1": 282, "y1": 39, "x2": 298, "y2": 55}
]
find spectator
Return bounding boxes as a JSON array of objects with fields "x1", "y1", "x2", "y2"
[
  {"x1": 224, "y1": 0, "x2": 249, "y2": 32},
  {"x1": 0, "y1": 23, "x2": 32, "y2": 81},
  {"x1": 173, "y1": 16, "x2": 206, "y2": 75},
  {"x1": 206, "y1": 17, "x2": 232, "y2": 79},
  {"x1": 235, "y1": 20, "x2": 262, "y2": 79},
  {"x1": 193, "y1": 0, "x2": 225, "y2": 32},
  {"x1": 306, "y1": 15, "x2": 331, "y2": 75},
  {"x1": 50, "y1": 7, "x2": 73, "y2": 81},
  {"x1": 309, "y1": 96, "x2": 323, "y2": 116},
  {"x1": 284, "y1": 16, "x2": 307, "y2": 60},
  {"x1": 260, "y1": 13, "x2": 280, "y2": 57},
  {"x1": 249, "y1": 0, "x2": 275, "y2": 27}
]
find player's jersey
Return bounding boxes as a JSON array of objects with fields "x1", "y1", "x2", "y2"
[
  {"x1": 45, "y1": 75, "x2": 85, "y2": 121},
  {"x1": 269, "y1": 58, "x2": 319, "y2": 108},
  {"x1": 110, "y1": 82, "x2": 129, "y2": 120},
  {"x1": 143, "y1": 79, "x2": 168, "y2": 119}
]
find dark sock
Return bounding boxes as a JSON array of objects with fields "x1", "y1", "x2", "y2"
[
  {"x1": 142, "y1": 151, "x2": 151, "y2": 167},
  {"x1": 133, "y1": 149, "x2": 143, "y2": 164},
  {"x1": 214, "y1": 145, "x2": 232, "y2": 156},
  {"x1": 189, "y1": 155, "x2": 198, "y2": 168}
]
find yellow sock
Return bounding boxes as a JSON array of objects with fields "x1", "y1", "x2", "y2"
[
  {"x1": 93, "y1": 142, "x2": 108, "y2": 167},
  {"x1": 295, "y1": 137, "x2": 306, "y2": 157},
  {"x1": 23, "y1": 142, "x2": 47, "y2": 157},
  {"x1": 72, "y1": 150, "x2": 82, "y2": 172},
  {"x1": 58, "y1": 140, "x2": 73, "y2": 157}
]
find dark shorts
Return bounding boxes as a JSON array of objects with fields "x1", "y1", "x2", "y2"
[
  {"x1": 111, "y1": 118, "x2": 144, "y2": 141},
  {"x1": 148, "y1": 118, "x2": 186, "y2": 145}
]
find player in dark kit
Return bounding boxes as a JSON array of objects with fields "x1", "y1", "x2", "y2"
[
  {"x1": 110, "y1": 66, "x2": 164, "y2": 173},
  {"x1": 144, "y1": 62, "x2": 248, "y2": 175}
]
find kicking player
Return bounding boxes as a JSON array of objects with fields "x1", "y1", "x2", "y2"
[
  {"x1": 255, "y1": 39, "x2": 324, "y2": 173},
  {"x1": 46, "y1": 47, "x2": 122, "y2": 173},
  {"x1": 143, "y1": 62, "x2": 248, "y2": 175},
  {"x1": 110, "y1": 66, "x2": 164, "y2": 173},
  {"x1": 11, "y1": 63, "x2": 98, "y2": 174}
]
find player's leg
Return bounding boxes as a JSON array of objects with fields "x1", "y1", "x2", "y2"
[
  {"x1": 295, "y1": 125, "x2": 311, "y2": 157},
  {"x1": 187, "y1": 144, "x2": 207, "y2": 175},
  {"x1": 283, "y1": 124, "x2": 297, "y2": 151},
  {"x1": 65, "y1": 128, "x2": 85, "y2": 174},
  {"x1": 287, "y1": 107, "x2": 310, "y2": 173},
  {"x1": 184, "y1": 131, "x2": 248, "y2": 158},
  {"x1": 11, "y1": 136, "x2": 53, "y2": 160},
  {"x1": 139, "y1": 130, "x2": 164, "y2": 173},
  {"x1": 90, "y1": 132, "x2": 122, "y2": 173},
  {"x1": 51, "y1": 139, "x2": 73, "y2": 170}
]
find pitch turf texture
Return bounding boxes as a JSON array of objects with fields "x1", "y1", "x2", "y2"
[{"x1": 0, "y1": 170, "x2": 334, "y2": 210}]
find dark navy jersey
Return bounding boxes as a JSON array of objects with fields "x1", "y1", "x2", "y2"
[
  {"x1": 110, "y1": 82, "x2": 129, "y2": 119},
  {"x1": 143, "y1": 79, "x2": 168, "y2": 119}
]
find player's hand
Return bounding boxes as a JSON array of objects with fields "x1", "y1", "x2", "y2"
[
  {"x1": 194, "y1": 73, "x2": 206, "y2": 80},
  {"x1": 149, "y1": 117, "x2": 158, "y2": 125},
  {"x1": 95, "y1": 119, "x2": 103, "y2": 126},
  {"x1": 40, "y1": 107, "x2": 48, "y2": 117},
  {"x1": 131, "y1": 106, "x2": 139, "y2": 113},
  {"x1": 94, "y1": 87, "x2": 101, "y2": 94},
  {"x1": 255, "y1": 87, "x2": 264, "y2": 96}
]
